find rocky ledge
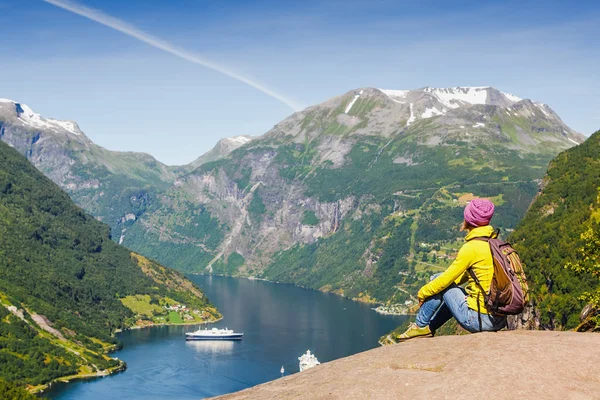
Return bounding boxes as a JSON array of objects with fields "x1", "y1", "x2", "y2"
[{"x1": 212, "y1": 331, "x2": 600, "y2": 399}]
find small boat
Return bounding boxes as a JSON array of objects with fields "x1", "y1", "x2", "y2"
[
  {"x1": 280, "y1": 365, "x2": 285, "y2": 376},
  {"x1": 185, "y1": 327, "x2": 243, "y2": 341},
  {"x1": 298, "y1": 350, "x2": 320, "y2": 372}
]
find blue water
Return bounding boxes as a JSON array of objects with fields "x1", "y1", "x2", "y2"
[{"x1": 46, "y1": 275, "x2": 408, "y2": 399}]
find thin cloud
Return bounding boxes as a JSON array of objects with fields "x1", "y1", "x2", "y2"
[{"x1": 42, "y1": 0, "x2": 303, "y2": 111}]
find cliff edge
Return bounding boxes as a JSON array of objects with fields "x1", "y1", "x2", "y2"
[{"x1": 213, "y1": 331, "x2": 599, "y2": 400}]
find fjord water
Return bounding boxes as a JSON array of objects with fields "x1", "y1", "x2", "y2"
[{"x1": 47, "y1": 275, "x2": 408, "y2": 399}]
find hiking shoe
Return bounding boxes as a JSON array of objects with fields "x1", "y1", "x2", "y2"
[{"x1": 395, "y1": 323, "x2": 432, "y2": 342}]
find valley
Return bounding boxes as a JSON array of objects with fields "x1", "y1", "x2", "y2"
[
  {"x1": 0, "y1": 86, "x2": 598, "y2": 397},
  {"x1": 0, "y1": 87, "x2": 584, "y2": 311},
  {"x1": 4, "y1": 1, "x2": 599, "y2": 398}
]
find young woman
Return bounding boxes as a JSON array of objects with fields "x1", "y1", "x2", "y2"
[{"x1": 397, "y1": 198, "x2": 506, "y2": 341}]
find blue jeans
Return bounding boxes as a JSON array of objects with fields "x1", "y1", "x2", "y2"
[{"x1": 415, "y1": 276, "x2": 506, "y2": 333}]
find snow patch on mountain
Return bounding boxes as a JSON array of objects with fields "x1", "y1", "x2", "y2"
[
  {"x1": 424, "y1": 87, "x2": 489, "y2": 109},
  {"x1": 48, "y1": 120, "x2": 80, "y2": 135},
  {"x1": 504, "y1": 92, "x2": 522, "y2": 102},
  {"x1": 406, "y1": 103, "x2": 416, "y2": 126},
  {"x1": 422, "y1": 107, "x2": 444, "y2": 118},
  {"x1": 225, "y1": 136, "x2": 253, "y2": 145},
  {"x1": 378, "y1": 89, "x2": 408, "y2": 104},
  {"x1": 378, "y1": 87, "x2": 523, "y2": 111},
  {"x1": 534, "y1": 102, "x2": 550, "y2": 117},
  {"x1": 345, "y1": 90, "x2": 363, "y2": 114},
  {"x1": 375, "y1": 86, "x2": 558, "y2": 131}
]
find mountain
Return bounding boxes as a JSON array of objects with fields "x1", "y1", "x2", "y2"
[
  {"x1": 189, "y1": 135, "x2": 254, "y2": 169},
  {"x1": 115, "y1": 86, "x2": 583, "y2": 304},
  {"x1": 0, "y1": 99, "x2": 259, "y2": 248},
  {"x1": 0, "y1": 98, "x2": 184, "y2": 242},
  {"x1": 0, "y1": 88, "x2": 584, "y2": 307},
  {"x1": 510, "y1": 130, "x2": 600, "y2": 330},
  {"x1": 0, "y1": 140, "x2": 220, "y2": 394}
]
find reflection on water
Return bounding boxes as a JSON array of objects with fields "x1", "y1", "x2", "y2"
[
  {"x1": 47, "y1": 276, "x2": 408, "y2": 400},
  {"x1": 186, "y1": 340, "x2": 235, "y2": 354}
]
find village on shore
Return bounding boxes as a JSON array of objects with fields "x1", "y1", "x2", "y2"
[{"x1": 372, "y1": 300, "x2": 414, "y2": 316}]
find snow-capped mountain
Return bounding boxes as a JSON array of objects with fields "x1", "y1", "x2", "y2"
[
  {"x1": 267, "y1": 86, "x2": 583, "y2": 151},
  {"x1": 0, "y1": 98, "x2": 85, "y2": 138},
  {"x1": 0, "y1": 97, "x2": 255, "y2": 243},
  {"x1": 0, "y1": 98, "x2": 183, "y2": 238},
  {"x1": 377, "y1": 86, "x2": 566, "y2": 128},
  {"x1": 379, "y1": 86, "x2": 519, "y2": 108}
]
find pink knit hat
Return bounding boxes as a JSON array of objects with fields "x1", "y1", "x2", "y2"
[{"x1": 464, "y1": 198, "x2": 495, "y2": 227}]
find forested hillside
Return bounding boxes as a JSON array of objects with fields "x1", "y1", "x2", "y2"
[
  {"x1": 0, "y1": 141, "x2": 220, "y2": 395},
  {"x1": 510, "y1": 130, "x2": 600, "y2": 329}
]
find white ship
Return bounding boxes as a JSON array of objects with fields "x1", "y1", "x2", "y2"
[
  {"x1": 298, "y1": 350, "x2": 320, "y2": 372},
  {"x1": 185, "y1": 327, "x2": 243, "y2": 341}
]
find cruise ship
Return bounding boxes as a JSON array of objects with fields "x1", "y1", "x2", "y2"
[
  {"x1": 185, "y1": 327, "x2": 243, "y2": 341},
  {"x1": 298, "y1": 350, "x2": 320, "y2": 372}
]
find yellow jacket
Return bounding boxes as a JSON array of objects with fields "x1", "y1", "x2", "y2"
[{"x1": 417, "y1": 225, "x2": 495, "y2": 314}]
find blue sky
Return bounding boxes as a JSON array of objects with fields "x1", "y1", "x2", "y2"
[{"x1": 2, "y1": 0, "x2": 599, "y2": 165}]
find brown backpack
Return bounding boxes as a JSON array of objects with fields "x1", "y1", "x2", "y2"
[{"x1": 467, "y1": 237, "x2": 530, "y2": 316}]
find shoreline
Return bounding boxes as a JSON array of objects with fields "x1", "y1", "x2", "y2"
[
  {"x1": 32, "y1": 317, "x2": 223, "y2": 395},
  {"x1": 190, "y1": 273, "x2": 412, "y2": 316},
  {"x1": 31, "y1": 360, "x2": 127, "y2": 395},
  {"x1": 114, "y1": 316, "x2": 223, "y2": 334},
  {"x1": 38, "y1": 275, "x2": 410, "y2": 397}
]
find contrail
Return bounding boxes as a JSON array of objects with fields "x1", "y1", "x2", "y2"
[{"x1": 42, "y1": 0, "x2": 303, "y2": 111}]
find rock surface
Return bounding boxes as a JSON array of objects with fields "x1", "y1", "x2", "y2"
[{"x1": 213, "y1": 331, "x2": 600, "y2": 400}]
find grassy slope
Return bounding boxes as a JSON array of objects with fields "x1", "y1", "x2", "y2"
[{"x1": 262, "y1": 129, "x2": 551, "y2": 303}]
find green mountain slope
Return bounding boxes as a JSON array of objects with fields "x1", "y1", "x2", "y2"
[
  {"x1": 510, "y1": 130, "x2": 600, "y2": 329},
  {"x1": 0, "y1": 99, "x2": 187, "y2": 242},
  {"x1": 0, "y1": 141, "x2": 220, "y2": 394}
]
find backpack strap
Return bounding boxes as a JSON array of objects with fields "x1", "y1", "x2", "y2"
[
  {"x1": 467, "y1": 268, "x2": 487, "y2": 296},
  {"x1": 467, "y1": 268, "x2": 487, "y2": 333},
  {"x1": 465, "y1": 230, "x2": 500, "y2": 331}
]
